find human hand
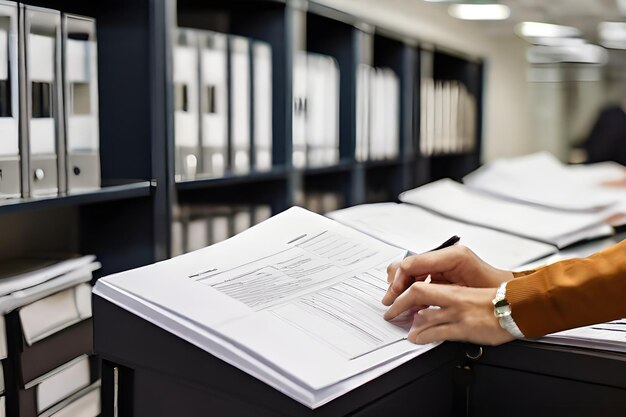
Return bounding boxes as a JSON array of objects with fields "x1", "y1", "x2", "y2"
[
  {"x1": 384, "y1": 282, "x2": 514, "y2": 345},
  {"x1": 383, "y1": 245, "x2": 513, "y2": 306},
  {"x1": 601, "y1": 175, "x2": 626, "y2": 187}
]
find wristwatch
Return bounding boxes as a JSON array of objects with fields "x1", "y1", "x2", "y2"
[{"x1": 492, "y1": 282, "x2": 525, "y2": 339}]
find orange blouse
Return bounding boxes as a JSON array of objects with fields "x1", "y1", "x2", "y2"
[{"x1": 506, "y1": 239, "x2": 626, "y2": 339}]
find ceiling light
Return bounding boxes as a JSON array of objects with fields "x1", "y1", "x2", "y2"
[
  {"x1": 527, "y1": 43, "x2": 608, "y2": 65},
  {"x1": 448, "y1": 4, "x2": 510, "y2": 20},
  {"x1": 516, "y1": 22, "x2": 581, "y2": 39},
  {"x1": 598, "y1": 21, "x2": 626, "y2": 49}
]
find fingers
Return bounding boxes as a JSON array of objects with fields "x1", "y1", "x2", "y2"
[
  {"x1": 400, "y1": 245, "x2": 475, "y2": 278},
  {"x1": 383, "y1": 265, "x2": 429, "y2": 306},
  {"x1": 411, "y1": 324, "x2": 460, "y2": 344},
  {"x1": 384, "y1": 282, "x2": 452, "y2": 321}
]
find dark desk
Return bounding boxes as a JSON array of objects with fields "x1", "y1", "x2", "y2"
[
  {"x1": 468, "y1": 341, "x2": 626, "y2": 417},
  {"x1": 94, "y1": 295, "x2": 465, "y2": 417},
  {"x1": 94, "y1": 234, "x2": 626, "y2": 417}
]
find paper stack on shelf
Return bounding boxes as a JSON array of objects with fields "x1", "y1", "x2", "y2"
[
  {"x1": 399, "y1": 178, "x2": 612, "y2": 248},
  {"x1": 327, "y1": 202, "x2": 556, "y2": 269},
  {"x1": 419, "y1": 78, "x2": 476, "y2": 157},
  {"x1": 95, "y1": 207, "x2": 440, "y2": 409},
  {"x1": 0, "y1": 254, "x2": 101, "y2": 417}
]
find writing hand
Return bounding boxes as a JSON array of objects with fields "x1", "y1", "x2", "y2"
[
  {"x1": 383, "y1": 245, "x2": 513, "y2": 306},
  {"x1": 384, "y1": 282, "x2": 514, "y2": 345}
]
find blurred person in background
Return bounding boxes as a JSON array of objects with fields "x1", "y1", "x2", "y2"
[{"x1": 583, "y1": 98, "x2": 626, "y2": 168}]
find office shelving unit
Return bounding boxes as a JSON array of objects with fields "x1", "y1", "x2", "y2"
[{"x1": 0, "y1": 0, "x2": 484, "y2": 271}]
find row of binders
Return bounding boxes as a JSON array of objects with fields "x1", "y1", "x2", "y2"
[
  {"x1": 419, "y1": 78, "x2": 476, "y2": 156},
  {"x1": 0, "y1": 254, "x2": 101, "y2": 416},
  {"x1": 355, "y1": 64, "x2": 400, "y2": 163},
  {"x1": 172, "y1": 204, "x2": 273, "y2": 256},
  {"x1": 292, "y1": 52, "x2": 340, "y2": 168},
  {"x1": 174, "y1": 28, "x2": 272, "y2": 181},
  {"x1": 171, "y1": 192, "x2": 345, "y2": 257},
  {"x1": 0, "y1": 2, "x2": 100, "y2": 200}
]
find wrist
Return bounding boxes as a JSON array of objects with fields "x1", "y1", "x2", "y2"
[{"x1": 492, "y1": 282, "x2": 525, "y2": 339}]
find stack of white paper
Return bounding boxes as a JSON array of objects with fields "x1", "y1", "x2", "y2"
[
  {"x1": 538, "y1": 319, "x2": 626, "y2": 353},
  {"x1": 95, "y1": 207, "x2": 439, "y2": 408},
  {"x1": 0, "y1": 256, "x2": 100, "y2": 315},
  {"x1": 327, "y1": 203, "x2": 556, "y2": 269},
  {"x1": 463, "y1": 152, "x2": 626, "y2": 212},
  {"x1": 399, "y1": 179, "x2": 612, "y2": 248}
]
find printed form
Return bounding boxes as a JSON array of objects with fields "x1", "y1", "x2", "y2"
[{"x1": 94, "y1": 207, "x2": 437, "y2": 408}]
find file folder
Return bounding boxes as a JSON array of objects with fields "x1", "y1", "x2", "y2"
[
  {"x1": 18, "y1": 355, "x2": 98, "y2": 416},
  {"x1": 22, "y1": 5, "x2": 62, "y2": 197},
  {"x1": 355, "y1": 64, "x2": 371, "y2": 162},
  {"x1": 252, "y1": 41, "x2": 272, "y2": 172},
  {"x1": 229, "y1": 35, "x2": 251, "y2": 175},
  {"x1": 173, "y1": 29, "x2": 200, "y2": 181},
  {"x1": 292, "y1": 52, "x2": 307, "y2": 168},
  {"x1": 62, "y1": 14, "x2": 99, "y2": 193},
  {"x1": 0, "y1": 1, "x2": 20, "y2": 198},
  {"x1": 306, "y1": 53, "x2": 339, "y2": 167},
  {"x1": 198, "y1": 30, "x2": 227, "y2": 178}
]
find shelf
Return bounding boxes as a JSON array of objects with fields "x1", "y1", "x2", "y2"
[
  {"x1": 301, "y1": 161, "x2": 354, "y2": 177},
  {"x1": 362, "y1": 159, "x2": 403, "y2": 169},
  {"x1": 0, "y1": 180, "x2": 152, "y2": 215},
  {"x1": 175, "y1": 167, "x2": 289, "y2": 191}
]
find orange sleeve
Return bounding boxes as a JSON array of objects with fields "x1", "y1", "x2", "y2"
[
  {"x1": 506, "y1": 239, "x2": 626, "y2": 339},
  {"x1": 512, "y1": 269, "x2": 538, "y2": 278}
]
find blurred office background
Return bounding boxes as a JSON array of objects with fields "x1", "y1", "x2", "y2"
[{"x1": 322, "y1": 0, "x2": 626, "y2": 163}]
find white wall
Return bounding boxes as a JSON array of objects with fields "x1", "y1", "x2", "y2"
[{"x1": 313, "y1": 0, "x2": 534, "y2": 162}]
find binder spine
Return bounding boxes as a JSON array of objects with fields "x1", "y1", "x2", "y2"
[
  {"x1": 22, "y1": 5, "x2": 62, "y2": 197},
  {"x1": 0, "y1": 1, "x2": 21, "y2": 199},
  {"x1": 62, "y1": 14, "x2": 100, "y2": 193}
]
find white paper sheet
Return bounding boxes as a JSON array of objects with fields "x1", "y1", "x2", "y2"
[
  {"x1": 399, "y1": 179, "x2": 611, "y2": 248},
  {"x1": 328, "y1": 203, "x2": 557, "y2": 269},
  {"x1": 94, "y1": 207, "x2": 439, "y2": 408},
  {"x1": 463, "y1": 152, "x2": 626, "y2": 212}
]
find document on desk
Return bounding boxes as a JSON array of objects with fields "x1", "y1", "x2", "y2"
[
  {"x1": 538, "y1": 319, "x2": 626, "y2": 353},
  {"x1": 94, "y1": 207, "x2": 438, "y2": 408},
  {"x1": 327, "y1": 203, "x2": 557, "y2": 269},
  {"x1": 463, "y1": 152, "x2": 626, "y2": 212},
  {"x1": 399, "y1": 179, "x2": 612, "y2": 248}
]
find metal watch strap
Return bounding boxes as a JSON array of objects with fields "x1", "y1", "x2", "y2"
[{"x1": 493, "y1": 282, "x2": 525, "y2": 339}]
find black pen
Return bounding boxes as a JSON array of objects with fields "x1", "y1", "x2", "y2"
[
  {"x1": 405, "y1": 235, "x2": 461, "y2": 258},
  {"x1": 428, "y1": 235, "x2": 460, "y2": 252}
]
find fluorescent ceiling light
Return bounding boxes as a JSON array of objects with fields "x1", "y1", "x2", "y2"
[
  {"x1": 448, "y1": 4, "x2": 510, "y2": 20},
  {"x1": 532, "y1": 37, "x2": 585, "y2": 47},
  {"x1": 598, "y1": 21, "x2": 626, "y2": 49},
  {"x1": 516, "y1": 22, "x2": 581, "y2": 39},
  {"x1": 527, "y1": 43, "x2": 608, "y2": 65}
]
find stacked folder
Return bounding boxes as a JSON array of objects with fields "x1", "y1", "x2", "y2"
[
  {"x1": 356, "y1": 64, "x2": 400, "y2": 162},
  {"x1": 171, "y1": 203, "x2": 272, "y2": 256},
  {"x1": 0, "y1": 2, "x2": 100, "y2": 200},
  {"x1": 174, "y1": 28, "x2": 273, "y2": 181},
  {"x1": 419, "y1": 78, "x2": 476, "y2": 156},
  {"x1": 0, "y1": 254, "x2": 101, "y2": 416}
]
